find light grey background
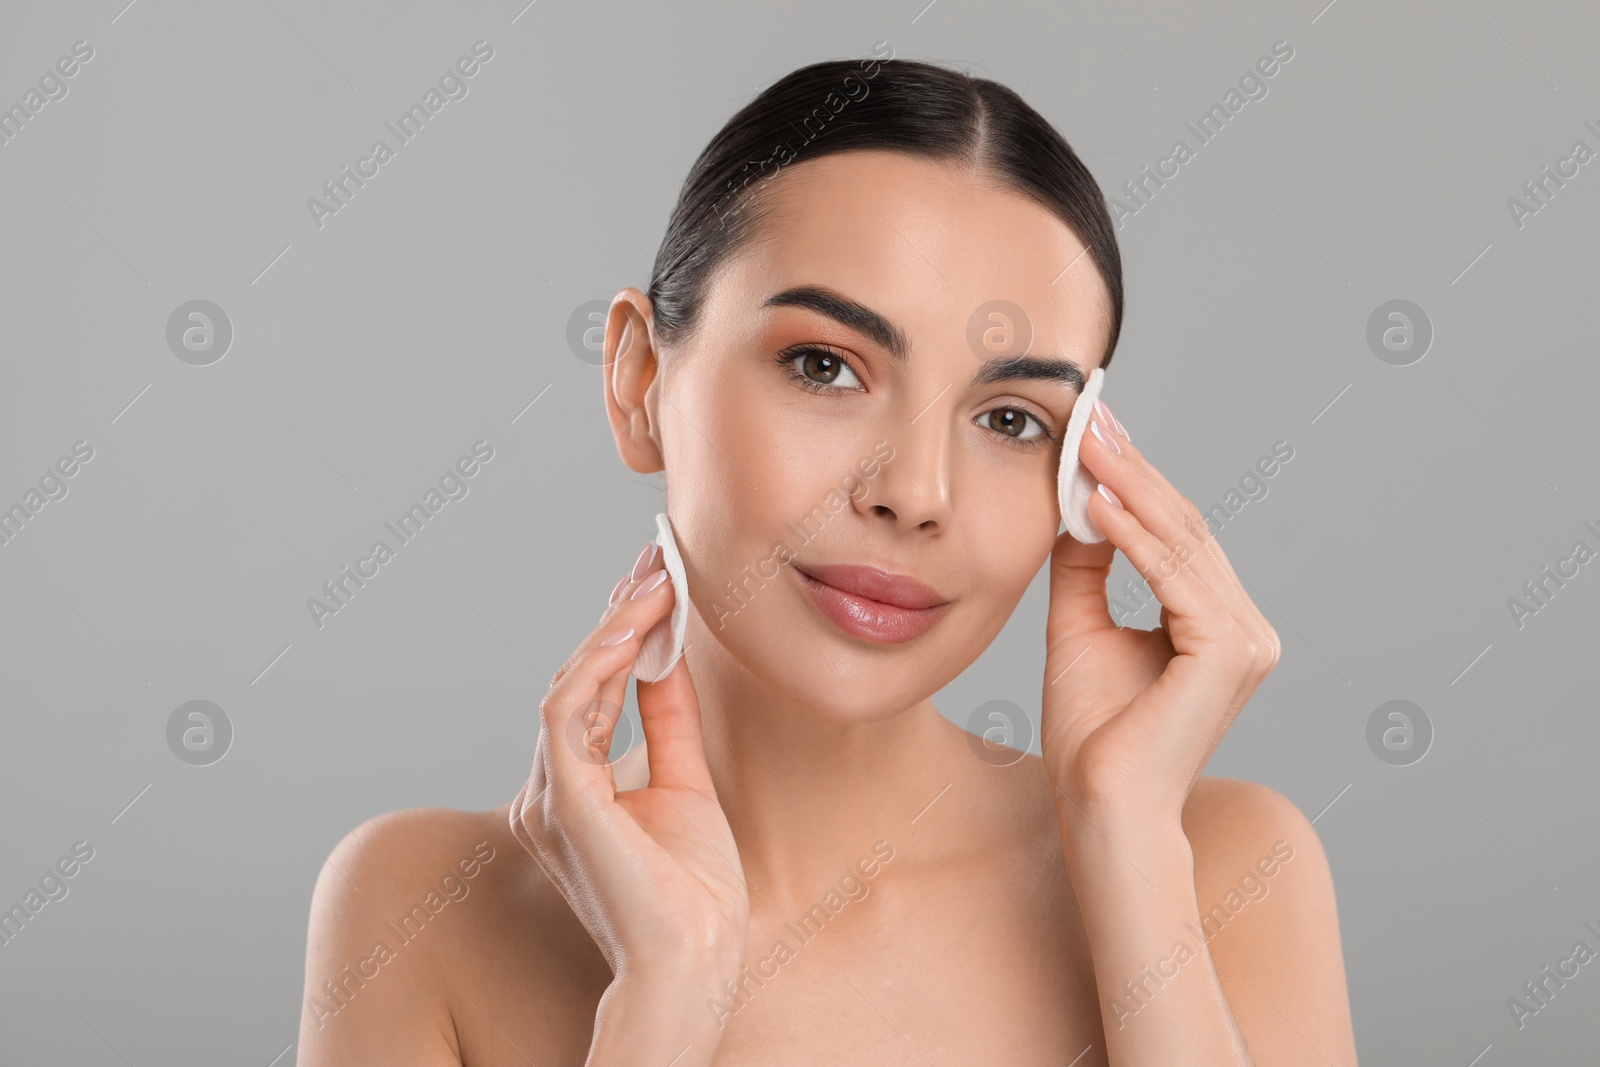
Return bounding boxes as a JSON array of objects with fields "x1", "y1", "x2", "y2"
[{"x1": 2, "y1": 0, "x2": 1596, "y2": 1063}]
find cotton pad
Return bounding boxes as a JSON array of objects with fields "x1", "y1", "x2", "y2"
[
  {"x1": 635, "y1": 511, "x2": 690, "y2": 683},
  {"x1": 1058, "y1": 366, "x2": 1107, "y2": 544}
]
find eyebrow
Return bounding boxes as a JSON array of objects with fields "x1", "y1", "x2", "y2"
[{"x1": 761, "y1": 284, "x2": 1087, "y2": 392}]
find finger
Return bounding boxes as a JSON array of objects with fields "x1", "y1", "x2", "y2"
[
  {"x1": 1046, "y1": 526, "x2": 1117, "y2": 648},
  {"x1": 1079, "y1": 411, "x2": 1246, "y2": 614},
  {"x1": 1093, "y1": 406, "x2": 1254, "y2": 601},
  {"x1": 536, "y1": 550, "x2": 677, "y2": 810},
  {"x1": 1094, "y1": 417, "x2": 1274, "y2": 646},
  {"x1": 1087, "y1": 481, "x2": 1224, "y2": 628},
  {"x1": 1120, "y1": 436, "x2": 1250, "y2": 608},
  {"x1": 636, "y1": 648, "x2": 717, "y2": 797},
  {"x1": 607, "y1": 547, "x2": 717, "y2": 796},
  {"x1": 573, "y1": 658, "x2": 634, "y2": 776},
  {"x1": 566, "y1": 653, "x2": 638, "y2": 781},
  {"x1": 558, "y1": 542, "x2": 661, "y2": 688}
]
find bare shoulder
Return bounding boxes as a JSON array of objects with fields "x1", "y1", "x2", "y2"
[
  {"x1": 1182, "y1": 775, "x2": 1315, "y2": 867},
  {"x1": 297, "y1": 804, "x2": 600, "y2": 1066},
  {"x1": 1181, "y1": 776, "x2": 1334, "y2": 951},
  {"x1": 1180, "y1": 776, "x2": 1359, "y2": 1066},
  {"x1": 319, "y1": 806, "x2": 510, "y2": 900}
]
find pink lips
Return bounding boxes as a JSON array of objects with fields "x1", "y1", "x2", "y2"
[{"x1": 793, "y1": 563, "x2": 950, "y2": 644}]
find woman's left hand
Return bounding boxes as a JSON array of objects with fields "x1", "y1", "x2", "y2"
[{"x1": 1040, "y1": 399, "x2": 1281, "y2": 831}]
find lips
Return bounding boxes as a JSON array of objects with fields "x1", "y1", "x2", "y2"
[
  {"x1": 795, "y1": 564, "x2": 947, "y2": 609},
  {"x1": 793, "y1": 562, "x2": 950, "y2": 644}
]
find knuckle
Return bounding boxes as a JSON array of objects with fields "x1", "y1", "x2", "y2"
[
  {"x1": 1258, "y1": 625, "x2": 1282, "y2": 671},
  {"x1": 514, "y1": 779, "x2": 544, "y2": 828},
  {"x1": 573, "y1": 771, "x2": 615, "y2": 811},
  {"x1": 554, "y1": 648, "x2": 586, "y2": 685},
  {"x1": 540, "y1": 665, "x2": 583, "y2": 720},
  {"x1": 508, "y1": 791, "x2": 536, "y2": 850},
  {"x1": 1239, "y1": 622, "x2": 1280, "y2": 675},
  {"x1": 546, "y1": 661, "x2": 570, "y2": 691},
  {"x1": 524, "y1": 784, "x2": 565, "y2": 850},
  {"x1": 1221, "y1": 616, "x2": 1253, "y2": 657},
  {"x1": 538, "y1": 689, "x2": 563, "y2": 731}
]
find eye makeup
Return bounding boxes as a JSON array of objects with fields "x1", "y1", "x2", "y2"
[{"x1": 772, "y1": 344, "x2": 1061, "y2": 449}]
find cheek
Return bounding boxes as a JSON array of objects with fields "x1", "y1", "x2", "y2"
[
  {"x1": 664, "y1": 388, "x2": 828, "y2": 610},
  {"x1": 694, "y1": 383, "x2": 881, "y2": 529},
  {"x1": 956, "y1": 476, "x2": 1058, "y2": 598},
  {"x1": 963, "y1": 441, "x2": 1060, "y2": 539}
]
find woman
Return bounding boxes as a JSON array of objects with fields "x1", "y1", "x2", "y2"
[{"x1": 299, "y1": 52, "x2": 1359, "y2": 1065}]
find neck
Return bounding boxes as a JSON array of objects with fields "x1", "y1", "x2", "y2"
[{"x1": 680, "y1": 628, "x2": 967, "y2": 914}]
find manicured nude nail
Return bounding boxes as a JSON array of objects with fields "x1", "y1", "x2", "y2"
[
  {"x1": 631, "y1": 541, "x2": 658, "y2": 581},
  {"x1": 1097, "y1": 399, "x2": 1127, "y2": 439},
  {"x1": 630, "y1": 569, "x2": 669, "y2": 600},
  {"x1": 609, "y1": 575, "x2": 629, "y2": 605},
  {"x1": 600, "y1": 626, "x2": 635, "y2": 647},
  {"x1": 1097, "y1": 483, "x2": 1124, "y2": 509},
  {"x1": 1091, "y1": 418, "x2": 1121, "y2": 455}
]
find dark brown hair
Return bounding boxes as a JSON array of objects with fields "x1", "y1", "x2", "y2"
[{"x1": 646, "y1": 51, "x2": 1125, "y2": 367}]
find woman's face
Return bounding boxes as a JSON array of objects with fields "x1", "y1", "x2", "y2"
[{"x1": 616, "y1": 148, "x2": 1114, "y2": 722}]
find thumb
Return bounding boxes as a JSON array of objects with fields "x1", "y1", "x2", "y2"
[
  {"x1": 635, "y1": 652, "x2": 716, "y2": 796},
  {"x1": 1047, "y1": 526, "x2": 1117, "y2": 646}
]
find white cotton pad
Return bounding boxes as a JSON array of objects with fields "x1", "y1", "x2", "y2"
[
  {"x1": 635, "y1": 511, "x2": 690, "y2": 683},
  {"x1": 1058, "y1": 366, "x2": 1107, "y2": 544}
]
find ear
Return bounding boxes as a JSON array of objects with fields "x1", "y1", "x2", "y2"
[{"x1": 604, "y1": 288, "x2": 665, "y2": 475}]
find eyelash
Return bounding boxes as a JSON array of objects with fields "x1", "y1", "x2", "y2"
[{"x1": 774, "y1": 345, "x2": 1057, "y2": 448}]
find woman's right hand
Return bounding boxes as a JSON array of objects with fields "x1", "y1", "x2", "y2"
[{"x1": 509, "y1": 539, "x2": 748, "y2": 1055}]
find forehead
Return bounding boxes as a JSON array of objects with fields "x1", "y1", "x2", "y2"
[{"x1": 716, "y1": 149, "x2": 1113, "y2": 365}]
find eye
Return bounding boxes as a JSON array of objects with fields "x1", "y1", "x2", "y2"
[
  {"x1": 775, "y1": 344, "x2": 864, "y2": 393},
  {"x1": 775, "y1": 344, "x2": 1055, "y2": 449},
  {"x1": 983, "y1": 407, "x2": 1051, "y2": 445}
]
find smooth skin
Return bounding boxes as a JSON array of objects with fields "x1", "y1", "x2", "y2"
[{"x1": 298, "y1": 150, "x2": 1358, "y2": 1065}]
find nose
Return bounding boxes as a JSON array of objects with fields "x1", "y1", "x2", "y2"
[{"x1": 857, "y1": 392, "x2": 954, "y2": 532}]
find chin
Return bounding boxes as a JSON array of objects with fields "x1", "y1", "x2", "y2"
[
  {"x1": 749, "y1": 621, "x2": 952, "y2": 724},
  {"x1": 784, "y1": 675, "x2": 927, "y2": 724}
]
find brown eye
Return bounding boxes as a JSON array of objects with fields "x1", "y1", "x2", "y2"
[
  {"x1": 800, "y1": 348, "x2": 848, "y2": 385},
  {"x1": 777, "y1": 345, "x2": 863, "y2": 391},
  {"x1": 985, "y1": 407, "x2": 1045, "y2": 441}
]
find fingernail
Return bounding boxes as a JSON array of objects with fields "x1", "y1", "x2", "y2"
[
  {"x1": 1090, "y1": 418, "x2": 1121, "y2": 455},
  {"x1": 1098, "y1": 399, "x2": 1127, "y2": 439},
  {"x1": 600, "y1": 626, "x2": 635, "y2": 647},
  {"x1": 631, "y1": 541, "x2": 658, "y2": 581},
  {"x1": 630, "y1": 569, "x2": 669, "y2": 600},
  {"x1": 1097, "y1": 483, "x2": 1123, "y2": 509},
  {"x1": 608, "y1": 575, "x2": 629, "y2": 605}
]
